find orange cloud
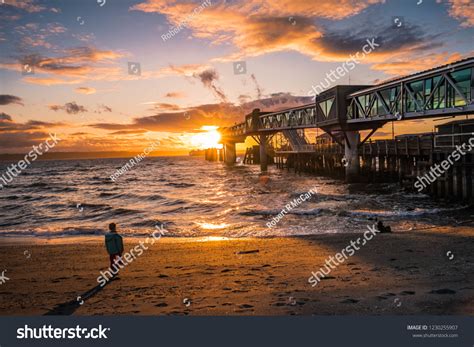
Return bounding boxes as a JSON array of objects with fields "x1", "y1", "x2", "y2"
[
  {"x1": 132, "y1": 0, "x2": 383, "y2": 20},
  {"x1": 75, "y1": 87, "x2": 97, "y2": 95},
  {"x1": 132, "y1": 1, "x2": 325, "y2": 60},
  {"x1": 153, "y1": 103, "x2": 182, "y2": 111},
  {"x1": 0, "y1": 47, "x2": 212, "y2": 86},
  {"x1": 21, "y1": 77, "x2": 82, "y2": 86},
  {"x1": 131, "y1": 0, "x2": 444, "y2": 67},
  {"x1": 447, "y1": 0, "x2": 474, "y2": 27},
  {"x1": 164, "y1": 91, "x2": 186, "y2": 98},
  {"x1": 89, "y1": 92, "x2": 313, "y2": 133},
  {"x1": 0, "y1": 47, "x2": 129, "y2": 85},
  {"x1": 4, "y1": 0, "x2": 46, "y2": 13}
]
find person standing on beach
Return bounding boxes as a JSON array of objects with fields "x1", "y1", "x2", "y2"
[{"x1": 105, "y1": 223, "x2": 124, "y2": 273}]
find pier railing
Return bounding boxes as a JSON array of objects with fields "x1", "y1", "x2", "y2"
[
  {"x1": 275, "y1": 135, "x2": 436, "y2": 157},
  {"x1": 433, "y1": 132, "x2": 474, "y2": 148},
  {"x1": 220, "y1": 57, "x2": 474, "y2": 139}
]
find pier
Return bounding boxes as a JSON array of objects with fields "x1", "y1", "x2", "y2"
[{"x1": 217, "y1": 57, "x2": 474, "y2": 201}]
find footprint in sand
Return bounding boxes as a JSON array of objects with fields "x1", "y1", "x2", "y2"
[
  {"x1": 459, "y1": 286, "x2": 474, "y2": 291},
  {"x1": 400, "y1": 290, "x2": 416, "y2": 295},
  {"x1": 429, "y1": 289, "x2": 456, "y2": 294},
  {"x1": 232, "y1": 289, "x2": 249, "y2": 293},
  {"x1": 340, "y1": 298, "x2": 359, "y2": 304},
  {"x1": 377, "y1": 292, "x2": 396, "y2": 300},
  {"x1": 321, "y1": 276, "x2": 336, "y2": 280}
]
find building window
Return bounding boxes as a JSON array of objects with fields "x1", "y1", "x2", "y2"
[
  {"x1": 449, "y1": 68, "x2": 471, "y2": 107},
  {"x1": 318, "y1": 98, "x2": 334, "y2": 118}
]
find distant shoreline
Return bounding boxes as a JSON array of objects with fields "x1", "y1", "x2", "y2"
[
  {"x1": 0, "y1": 152, "x2": 190, "y2": 162},
  {"x1": 0, "y1": 151, "x2": 246, "y2": 162}
]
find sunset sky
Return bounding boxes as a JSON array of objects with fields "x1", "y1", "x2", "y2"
[{"x1": 0, "y1": 0, "x2": 473, "y2": 155}]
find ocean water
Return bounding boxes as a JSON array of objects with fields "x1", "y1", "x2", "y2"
[{"x1": 0, "y1": 156, "x2": 471, "y2": 239}]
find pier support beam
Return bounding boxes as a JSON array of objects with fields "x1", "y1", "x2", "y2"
[
  {"x1": 259, "y1": 134, "x2": 268, "y2": 172},
  {"x1": 223, "y1": 142, "x2": 236, "y2": 165},
  {"x1": 344, "y1": 131, "x2": 360, "y2": 182}
]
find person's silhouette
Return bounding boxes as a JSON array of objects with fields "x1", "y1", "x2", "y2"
[{"x1": 105, "y1": 223, "x2": 124, "y2": 273}]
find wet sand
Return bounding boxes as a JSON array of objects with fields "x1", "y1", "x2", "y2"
[{"x1": 0, "y1": 226, "x2": 473, "y2": 316}]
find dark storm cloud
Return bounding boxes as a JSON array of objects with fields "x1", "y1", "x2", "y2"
[
  {"x1": 6, "y1": 48, "x2": 124, "y2": 86},
  {"x1": 0, "y1": 112, "x2": 13, "y2": 121},
  {"x1": 317, "y1": 21, "x2": 442, "y2": 56},
  {"x1": 0, "y1": 94, "x2": 23, "y2": 105},
  {"x1": 0, "y1": 114, "x2": 65, "y2": 131},
  {"x1": 0, "y1": 131, "x2": 51, "y2": 149},
  {"x1": 64, "y1": 102, "x2": 87, "y2": 114},
  {"x1": 196, "y1": 69, "x2": 218, "y2": 86},
  {"x1": 193, "y1": 68, "x2": 228, "y2": 103},
  {"x1": 49, "y1": 101, "x2": 87, "y2": 114}
]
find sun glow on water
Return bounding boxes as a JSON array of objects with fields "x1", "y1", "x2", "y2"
[{"x1": 196, "y1": 222, "x2": 229, "y2": 230}]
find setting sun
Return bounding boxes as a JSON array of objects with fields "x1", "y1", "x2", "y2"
[{"x1": 189, "y1": 126, "x2": 223, "y2": 149}]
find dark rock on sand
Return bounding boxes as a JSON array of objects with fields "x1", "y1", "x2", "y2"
[{"x1": 377, "y1": 221, "x2": 392, "y2": 233}]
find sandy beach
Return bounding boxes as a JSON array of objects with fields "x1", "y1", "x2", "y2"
[{"x1": 0, "y1": 226, "x2": 472, "y2": 316}]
